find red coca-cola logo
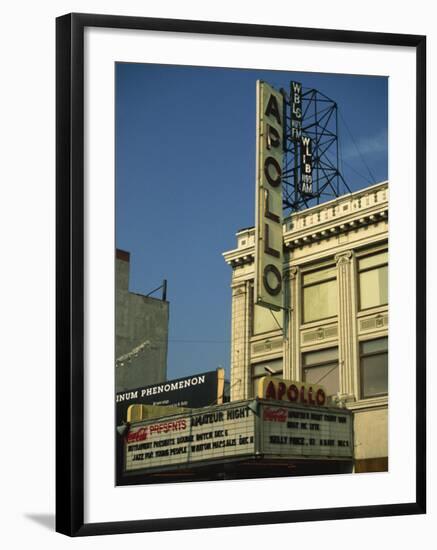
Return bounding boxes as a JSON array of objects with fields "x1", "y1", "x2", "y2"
[
  {"x1": 126, "y1": 427, "x2": 148, "y2": 443},
  {"x1": 263, "y1": 407, "x2": 287, "y2": 422}
]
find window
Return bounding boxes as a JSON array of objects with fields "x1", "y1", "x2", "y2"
[
  {"x1": 302, "y1": 347, "x2": 339, "y2": 397},
  {"x1": 250, "y1": 285, "x2": 284, "y2": 336},
  {"x1": 358, "y1": 251, "x2": 388, "y2": 310},
  {"x1": 251, "y1": 359, "x2": 283, "y2": 397},
  {"x1": 302, "y1": 266, "x2": 337, "y2": 323},
  {"x1": 360, "y1": 337, "x2": 388, "y2": 398}
]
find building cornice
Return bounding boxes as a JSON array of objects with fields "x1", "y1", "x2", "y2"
[
  {"x1": 222, "y1": 247, "x2": 255, "y2": 267},
  {"x1": 223, "y1": 181, "x2": 388, "y2": 266},
  {"x1": 284, "y1": 208, "x2": 388, "y2": 250},
  {"x1": 284, "y1": 182, "x2": 388, "y2": 250}
]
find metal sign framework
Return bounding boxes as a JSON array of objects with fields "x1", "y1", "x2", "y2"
[{"x1": 281, "y1": 84, "x2": 351, "y2": 213}]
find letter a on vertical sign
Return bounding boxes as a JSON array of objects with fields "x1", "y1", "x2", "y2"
[{"x1": 255, "y1": 81, "x2": 284, "y2": 311}]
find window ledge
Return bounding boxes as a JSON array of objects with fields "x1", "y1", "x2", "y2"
[
  {"x1": 300, "y1": 317, "x2": 338, "y2": 330},
  {"x1": 356, "y1": 305, "x2": 388, "y2": 318},
  {"x1": 346, "y1": 395, "x2": 388, "y2": 411}
]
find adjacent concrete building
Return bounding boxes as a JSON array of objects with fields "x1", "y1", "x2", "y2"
[
  {"x1": 223, "y1": 181, "x2": 388, "y2": 473},
  {"x1": 116, "y1": 249, "x2": 169, "y2": 393}
]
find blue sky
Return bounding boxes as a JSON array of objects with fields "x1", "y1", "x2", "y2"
[{"x1": 115, "y1": 63, "x2": 388, "y2": 380}]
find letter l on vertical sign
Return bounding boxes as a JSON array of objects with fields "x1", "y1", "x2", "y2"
[{"x1": 254, "y1": 81, "x2": 284, "y2": 311}]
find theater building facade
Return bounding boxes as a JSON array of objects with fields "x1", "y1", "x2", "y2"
[{"x1": 223, "y1": 180, "x2": 389, "y2": 473}]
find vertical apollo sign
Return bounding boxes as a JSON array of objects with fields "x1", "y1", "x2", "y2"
[{"x1": 255, "y1": 81, "x2": 284, "y2": 311}]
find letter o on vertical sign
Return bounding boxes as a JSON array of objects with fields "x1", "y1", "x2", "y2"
[
  {"x1": 263, "y1": 264, "x2": 282, "y2": 296},
  {"x1": 264, "y1": 156, "x2": 282, "y2": 187}
]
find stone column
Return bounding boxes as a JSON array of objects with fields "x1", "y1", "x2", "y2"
[
  {"x1": 335, "y1": 251, "x2": 357, "y2": 402},
  {"x1": 284, "y1": 266, "x2": 301, "y2": 381},
  {"x1": 230, "y1": 281, "x2": 251, "y2": 401},
  {"x1": 282, "y1": 267, "x2": 291, "y2": 380}
]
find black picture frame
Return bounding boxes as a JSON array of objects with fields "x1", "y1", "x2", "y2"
[{"x1": 56, "y1": 12, "x2": 426, "y2": 537}]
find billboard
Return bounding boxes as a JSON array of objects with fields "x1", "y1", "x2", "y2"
[
  {"x1": 254, "y1": 81, "x2": 284, "y2": 311},
  {"x1": 116, "y1": 369, "x2": 225, "y2": 424}
]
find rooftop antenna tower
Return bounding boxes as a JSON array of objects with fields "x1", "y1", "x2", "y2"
[{"x1": 280, "y1": 82, "x2": 351, "y2": 214}]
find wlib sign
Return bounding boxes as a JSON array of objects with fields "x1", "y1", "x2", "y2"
[
  {"x1": 254, "y1": 81, "x2": 284, "y2": 311},
  {"x1": 300, "y1": 135, "x2": 313, "y2": 194}
]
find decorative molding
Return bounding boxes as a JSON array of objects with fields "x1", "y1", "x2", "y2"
[
  {"x1": 230, "y1": 254, "x2": 255, "y2": 268},
  {"x1": 301, "y1": 324, "x2": 338, "y2": 344},
  {"x1": 359, "y1": 313, "x2": 389, "y2": 332},
  {"x1": 251, "y1": 339, "x2": 283, "y2": 355},
  {"x1": 335, "y1": 250, "x2": 353, "y2": 265},
  {"x1": 232, "y1": 286, "x2": 246, "y2": 297},
  {"x1": 331, "y1": 393, "x2": 356, "y2": 408},
  {"x1": 285, "y1": 266, "x2": 299, "y2": 280}
]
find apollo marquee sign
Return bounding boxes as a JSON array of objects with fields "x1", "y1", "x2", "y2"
[
  {"x1": 254, "y1": 81, "x2": 284, "y2": 311},
  {"x1": 257, "y1": 376, "x2": 327, "y2": 407},
  {"x1": 124, "y1": 399, "x2": 353, "y2": 474}
]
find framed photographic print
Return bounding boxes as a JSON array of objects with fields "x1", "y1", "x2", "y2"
[{"x1": 56, "y1": 13, "x2": 426, "y2": 536}]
